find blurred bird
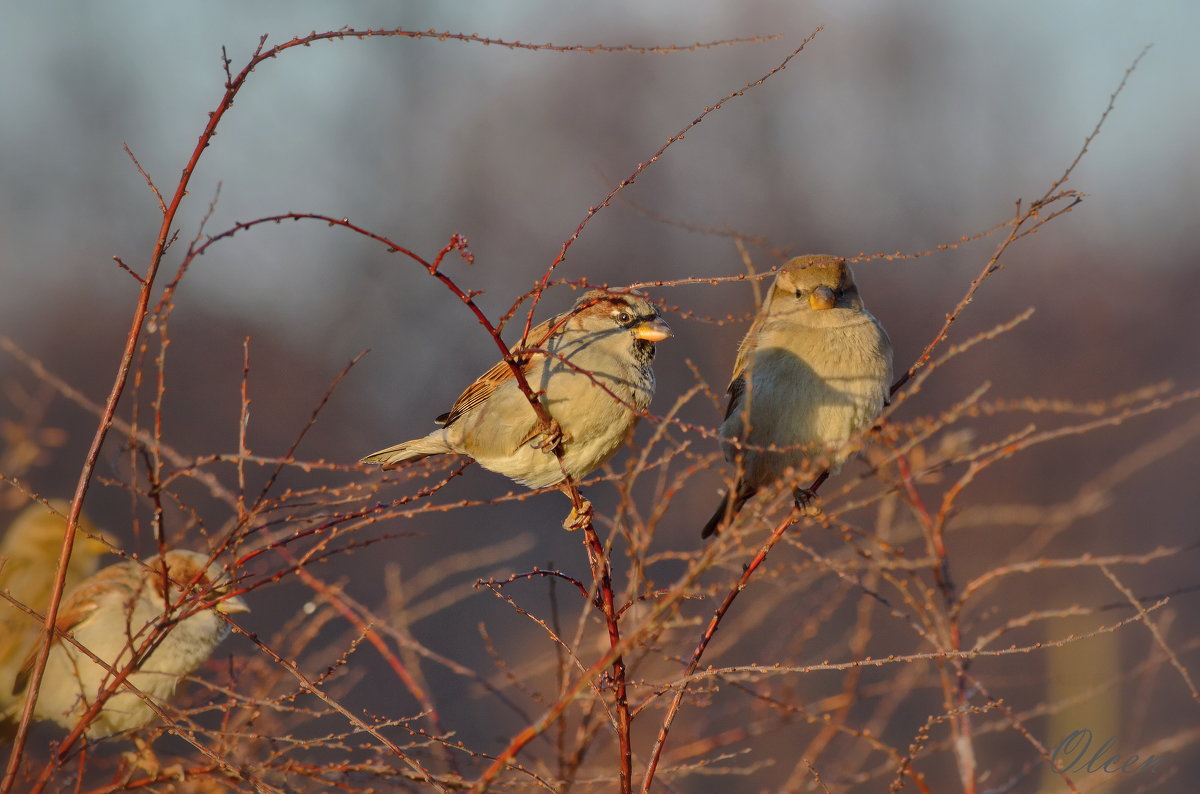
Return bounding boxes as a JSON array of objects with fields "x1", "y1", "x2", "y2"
[
  {"x1": 0, "y1": 500, "x2": 111, "y2": 702},
  {"x1": 9, "y1": 549, "x2": 248, "y2": 739},
  {"x1": 362, "y1": 289, "x2": 672, "y2": 528},
  {"x1": 701, "y1": 255, "x2": 893, "y2": 538}
]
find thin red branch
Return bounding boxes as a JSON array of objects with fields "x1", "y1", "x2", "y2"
[
  {"x1": 639, "y1": 507, "x2": 801, "y2": 792},
  {"x1": 518, "y1": 28, "x2": 824, "y2": 343}
]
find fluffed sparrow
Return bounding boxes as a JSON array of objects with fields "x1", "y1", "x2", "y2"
[
  {"x1": 0, "y1": 500, "x2": 111, "y2": 704},
  {"x1": 362, "y1": 289, "x2": 672, "y2": 528},
  {"x1": 701, "y1": 255, "x2": 893, "y2": 538},
  {"x1": 10, "y1": 549, "x2": 249, "y2": 738}
]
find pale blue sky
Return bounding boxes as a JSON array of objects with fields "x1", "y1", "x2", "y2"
[{"x1": 0, "y1": 2, "x2": 1195, "y2": 388}]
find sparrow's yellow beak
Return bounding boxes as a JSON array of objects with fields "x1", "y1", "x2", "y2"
[
  {"x1": 809, "y1": 286, "x2": 837, "y2": 311},
  {"x1": 633, "y1": 316, "x2": 673, "y2": 342},
  {"x1": 216, "y1": 593, "x2": 251, "y2": 615}
]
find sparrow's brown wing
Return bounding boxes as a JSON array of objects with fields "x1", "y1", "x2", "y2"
[
  {"x1": 11, "y1": 563, "x2": 136, "y2": 695},
  {"x1": 724, "y1": 287, "x2": 779, "y2": 418},
  {"x1": 723, "y1": 373, "x2": 746, "y2": 422},
  {"x1": 435, "y1": 315, "x2": 561, "y2": 428}
]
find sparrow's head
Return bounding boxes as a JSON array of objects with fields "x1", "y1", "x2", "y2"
[
  {"x1": 569, "y1": 290, "x2": 673, "y2": 343},
  {"x1": 146, "y1": 549, "x2": 250, "y2": 616},
  {"x1": 771, "y1": 254, "x2": 864, "y2": 314}
]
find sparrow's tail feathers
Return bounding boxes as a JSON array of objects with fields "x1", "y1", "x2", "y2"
[
  {"x1": 700, "y1": 482, "x2": 756, "y2": 539},
  {"x1": 361, "y1": 434, "x2": 452, "y2": 469}
]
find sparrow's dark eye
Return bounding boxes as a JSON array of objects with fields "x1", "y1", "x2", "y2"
[{"x1": 617, "y1": 311, "x2": 632, "y2": 324}]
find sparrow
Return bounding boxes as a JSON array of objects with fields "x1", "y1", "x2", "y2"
[
  {"x1": 0, "y1": 500, "x2": 112, "y2": 704},
  {"x1": 701, "y1": 255, "x2": 892, "y2": 538},
  {"x1": 10, "y1": 549, "x2": 249, "y2": 738},
  {"x1": 362, "y1": 289, "x2": 672, "y2": 528}
]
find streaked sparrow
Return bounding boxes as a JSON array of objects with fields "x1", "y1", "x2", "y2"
[
  {"x1": 11, "y1": 549, "x2": 248, "y2": 738},
  {"x1": 362, "y1": 289, "x2": 672, "y2": 528}
]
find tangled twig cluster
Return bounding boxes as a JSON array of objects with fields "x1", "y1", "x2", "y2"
[{"x1": 0, "y1": 26, "x2": 1194, "y2": 794}]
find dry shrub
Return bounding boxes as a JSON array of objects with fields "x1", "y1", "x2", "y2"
[{"x1": 0, "y1": 27, "x2": 1195, "y2": 794}]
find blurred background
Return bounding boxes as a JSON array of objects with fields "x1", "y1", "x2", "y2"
[{"x1": 1, "y1": 1, "x2": 1197, "y2": 791}]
